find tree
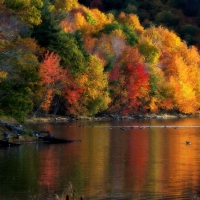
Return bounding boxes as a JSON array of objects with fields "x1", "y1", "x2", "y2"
[
  {"x1": 0, "y1": 4, "x2": 40, "y2": 122},
  {"x1": 32, "y1": 5, "x2": 89, "y2": 76},
  {"x1": 143, "y1": 25, "x2": 200, "y2": 114},
  {"x1": 107, "y1": 47, "x2": 150, "y2": 114},
  {"x1": 54, "y1": 0, "x2": 79, "y2": 11},
  {"x1": 101, "y1": 22, "x2": 138, "y2": 46},
  {"x1": 180, "y1": 24, "x2": 199, "y2": 45},
  {"x1": 0, "y1": 38, "x2": 40, "y2": 122},
  {"x1": 34, "y1": 51, "x2": 65, "y2": 116},
  {"x1": 137, "y1": 37, "x2": 160, "y2": 64},
  {"x1": 117, "y1": 12, "x2": 144, "y2": 34},
  {"x1": 3, "y1": 0, "x2": 43, "y2": 26},
  {"x1": 62, "y1": 72, "x2": 85, "y2": 116},
  {"x1": 155, "y1": 11, "x2": 179, "y2": 28},
  {"x1": 82, "y1": 55, "x2": 110, "y2": 115},
  {"x1": 63, "y1": 55, "x2": 110, "y2": 116},
  {"x1": 123, "y1": 63, "x2": 150, "y2": 114}
]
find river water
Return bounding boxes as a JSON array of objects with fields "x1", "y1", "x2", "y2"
[{"x1": 0, "y1": 117, "x2": 200, "y2": 199}]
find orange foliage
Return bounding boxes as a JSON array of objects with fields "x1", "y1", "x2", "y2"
[
  {"x1": 117, "y1": 12, "x2": 144, "y2": 34},
  {"x1": 124, "y1": 63, "x2": 150, "y2": 114},
  {"x1": 40, "y1": 51, "x2": 64, "y2": 86},
  {"x1": 143, "y1": 26, "x2": 200, "y2": 114},
  {"x1": 40, "y1": 89, "x2": 53, "y2": 111},
  {"x1": 39, "y1": 51, "x2": 65, "y2": 112},
  {"x1": 118, "y1": 46, "x2": 143, "y2": 66},
  {"x1": 83, "y1": 35, "x2": 97, "y2": 54}
]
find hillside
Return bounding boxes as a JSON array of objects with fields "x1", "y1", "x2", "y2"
[
  {"x1": 0, "y1": 0, "x2": 199, "y2": 122},
  {"x1": 78, "y1": 0, "x2": 200, "y2": 47}
]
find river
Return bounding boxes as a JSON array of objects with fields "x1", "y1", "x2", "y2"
[{"x1": 0, "y1": 117, "x2": 200, "y2": 199}]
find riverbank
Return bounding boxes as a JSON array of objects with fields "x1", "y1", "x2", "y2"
[
  {"x1": 25, "y1": 113, "x2": 200, "y2": 123},
  {"x1": 0, "y1": 113, "x2": 199, "y2": 144},
  {"x1": 0, "y1": 120, "x2": 39, "y2": 143}
]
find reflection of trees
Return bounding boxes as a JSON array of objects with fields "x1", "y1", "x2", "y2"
[
  {"x1": 146, "y1": 126, "x2": 200, "y2": 196},
  {"x1": 38, "y1": 145, "x2": 60, "y2": 188},
  {"x1": 78, "y1": 127, "x2": 110, "y2": 197},
  {"x1": 126, "y1": 131, "x2": 150, "y2": 191},
  {"x1": 166, "y1": 128, "x2": 200, "y2": 195},
  {"x1": 0, "y1": 146, "x2": 40, "y2": 198}
]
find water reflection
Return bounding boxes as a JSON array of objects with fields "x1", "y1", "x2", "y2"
[{"x1": 0, "y1": 118, "x2": 200, "y2": 199}]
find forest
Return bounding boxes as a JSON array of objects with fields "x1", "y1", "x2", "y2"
[{"x1": 0, "y1": 0, "x2": 200, "y2": 122}]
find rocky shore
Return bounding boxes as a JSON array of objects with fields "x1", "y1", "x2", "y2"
[
  {"x1": 0, "y1": 113, "x2": 199, "y2": 144},
  {"x1": 0, "y1": 120, "x2": 39, "y2": 143},
  {"x1": 25, "y1": 113, "x2": 199, "y2": 123}
]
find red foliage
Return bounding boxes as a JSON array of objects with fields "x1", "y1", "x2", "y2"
[
  {"x1": 40, "y1": 51, "x2": 64, "y2": 87},
  {"x1": 109, "y1": 65, "x2": 120, "y2": 82},
  {"x1": 124, "y1": 63, "x2": 150, "y2": 113},
  {"x1": 63, "y1": 82, "x2": 83, "y2": 105},
  {"x1": 62, "y1": 71, "x2": 85, "y2": 115}
]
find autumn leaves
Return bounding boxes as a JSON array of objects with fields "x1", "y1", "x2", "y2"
[{"x1": 0, "y1": 0, "x2": 200, "y2": 122}]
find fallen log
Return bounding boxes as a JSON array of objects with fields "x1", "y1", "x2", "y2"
[{"x1": 38, "y1": 133, "x2": 81, "y2": 144}]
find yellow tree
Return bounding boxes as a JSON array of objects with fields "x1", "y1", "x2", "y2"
[
  {"x1": 137, "y1": 36, "x2": 160, "y2": 64},
  {"x1": 3, "y1": 0, "x2": 43, "y2": 26},
  {"x1": 175, "y1": 57, "x2": 197, "y2": 113},
  {"x1": 63, "y1": 55, "x2": 110, "y2": 116},
  {"x1": 142, "y1": 25, "x2": 200, "y2": 114},
  {"x1": 82, "y1": 55, "x2": 110, "y2": 116},
  {"x1": 54, "y1": 0, "x2": 78, "y2": 12},
  {"x1": 90, "y1": 8, "x2": 112, "y2": 31},
  {"x1": 117, "y1": 12, "x2": 144, "y2": 34}
]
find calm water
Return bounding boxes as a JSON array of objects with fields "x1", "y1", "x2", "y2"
[{"x1": 0, "y1": 118, "x2": 200, "y2": 199}]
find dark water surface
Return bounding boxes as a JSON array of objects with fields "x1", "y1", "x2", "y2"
[{"x1": 0, "y1": 118, "x2": 200, "y2": 199}]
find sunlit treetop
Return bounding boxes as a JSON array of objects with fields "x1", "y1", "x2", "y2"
[
  {"x1": 117, "y1": 12, "x2": 144, "y2": 34},
  {"x1": 54, "y1": 0, "x2": 79, "y2": 12},
  {"x1": 2, "y1": 0, "x2": 43, "y2": 26}
]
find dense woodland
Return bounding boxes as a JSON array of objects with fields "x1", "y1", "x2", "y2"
[{"x1": 0, "y1": 0, "x2": 200, "y2": 122}]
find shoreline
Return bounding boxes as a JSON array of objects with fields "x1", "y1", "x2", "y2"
[
  {"x1": 25, "y1": 113, "x2": 200, "y2": 123},
  {"x1": 0, "y1": 113, "x2": 199, "y2": 144}
]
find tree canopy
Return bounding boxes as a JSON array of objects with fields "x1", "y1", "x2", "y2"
[{"x1": 0, "y1": 0, "x2": 200, "y2": 122}]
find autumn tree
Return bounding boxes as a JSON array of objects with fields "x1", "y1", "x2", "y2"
[
  {"x1": 3, "y1": 0, "x2": 43, "y2": 26},
  {"x1": 0, "y1": 37, "x2": 40, "y2": 122},
  {"x1": 33, "y1": 51, "x2": 65, "y2": 116},
  {"x1": 32, "y1": 4, "x2": 90, "y2": 77},
  {"x1": 0, "y1": 4, "x2": 40, "y2": 122},
  {"x1": 101, "y1": 22, "x2": 138, "y2": 46},
  {"x1": 54, "y1": 0, "x2": 79, "y2": 12},
  {"x1": 82, "y1": 55, "x2": 110, "y2": 115},
  {"x1": 108, "y1": 46, "x2": 150, "y2": 114},
  {"x1": 137, "y1": 37, "x2": 160, "y2": 64},
  {"x1": 123, "y1": 63, "x2": 150, "y2": 114},
  {"x1": 117, "y1": 12, "x2": 144, "y2": 34},
  {"x1": 63, "y1": 55, "x2": 110, "y2": 116},
  {"x1": 143, "y1": 25, "x2": 200, "y2": 114}
]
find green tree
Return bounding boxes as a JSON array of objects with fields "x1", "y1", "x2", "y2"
[
  {"x1": 3, "y1": 0, "x2": 43, "y2": 26},
  {"x1": 179, "y1": 24, "x2": 199, "y2": 45},
  {"x1": 101, "y1": 22, "x2": 138, "y2": 46},
  {"x1": 0, "y1": 38, "x2": 40, "y2": 122},
  {"x1": 155, "y1": 11, "x2": 179, "y2": 28},
  {"x1": 32, "y1": 3, "x2": 89, "y2": 77}
]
